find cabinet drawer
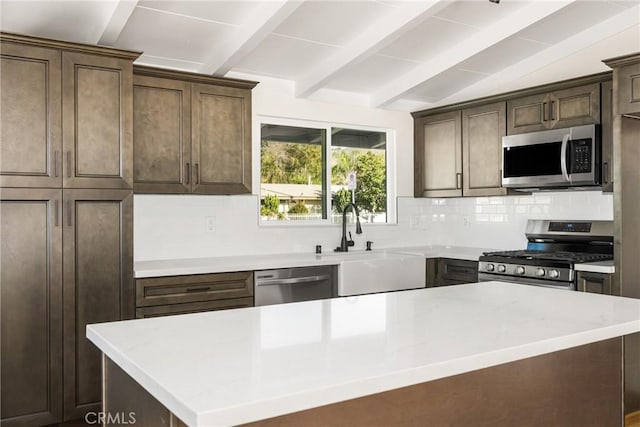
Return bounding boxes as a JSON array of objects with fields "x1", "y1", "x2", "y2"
[
  {"x1": 136, "y1": 272, "x2": 253, "y2": 307},
  {"x1": 135, "y1": 297, "x2": 253, "y2": 319},
  {"x1": 438, "y1": 258, "x2": 478, "y2": 283}
]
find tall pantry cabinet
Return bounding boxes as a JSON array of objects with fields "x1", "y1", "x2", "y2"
[{"x1": 0, "y1": 33, "x2": 137, "y2": 425}]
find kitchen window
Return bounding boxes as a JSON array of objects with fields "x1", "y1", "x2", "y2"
[{"x1": 259, "y1": 118, "x2": 395, "y2": 224}]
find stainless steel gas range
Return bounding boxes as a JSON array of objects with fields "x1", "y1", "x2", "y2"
[{"x1": 478, "y1": 219, "x2": 613, "y2": 291}]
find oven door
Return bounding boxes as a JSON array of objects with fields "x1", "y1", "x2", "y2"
[
  {"x1": 502, "y1": 124, "x2": 598, "y2": 188},
  {"x1": 478, "y1": 272, "x2": 575, "y2": 290}
]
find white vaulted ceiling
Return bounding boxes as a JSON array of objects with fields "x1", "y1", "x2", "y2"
[{"x1": 1, "y1": 0, "x2": 639, "y2": 112}]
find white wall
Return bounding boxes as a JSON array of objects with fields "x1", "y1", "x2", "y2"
[{"x1": 133, "y1": 74, "x2": 613, "y2": 261}]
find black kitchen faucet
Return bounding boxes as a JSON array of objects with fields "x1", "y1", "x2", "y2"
[{"x1": 335, "y1": 203, "x2": 362, "y2": 252}]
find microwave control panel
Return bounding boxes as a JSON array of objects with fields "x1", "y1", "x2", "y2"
[{"x1": 571, "y1": 139, "x2": 592, "y2": 173}]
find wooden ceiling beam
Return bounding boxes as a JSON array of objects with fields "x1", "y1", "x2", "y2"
[
  {"x1": 98, "y1": 0, "x2": 139, "y2": 46},
  {"x1": 435, "y1": 5, "x2": 640, "y2": 107},
  {"x1": 294, "y1": 1, "x2": 448, "y2": 99},
  {"x1": 370, "y1": 0, "x2": 577, "y2": 108},
  {"x1": 198, "y1": 1, "x2": 302, "y2": 76}
]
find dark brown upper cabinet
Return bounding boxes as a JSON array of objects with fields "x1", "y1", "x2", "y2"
[
  {"x1": 604, "y1": 53, "x2": 640, "y2": 117},
  {"x1": 415, "y1": 103, "x2": 506, "y2": 198},
  {"x1": 62, "y1": 52, "x2": 134, "y2": 189},
  {"x1": 1, "y1": 41, "x2": 62, "y2": 188},
  {"x1": 133, "y1": 67, "x2": 257, "y2": 195},
  {"x1": 414, "y1": 110, "x2": 462, "y2": 197},
  {"x1": 507, "y1": 83, "x2": 600, "y2": 135},
  {"x1": 0, "y1": 33, "x2": 138, "y2": 190},
  {"x1": 413, "y1": 74, "x2": 612, "y2": 196},
  {"x1": 133, "y1": 75, "x2": 191, "y2": 194},
  {"x1": 462, "y1": 102, "x2": 507, "y2": 197}
]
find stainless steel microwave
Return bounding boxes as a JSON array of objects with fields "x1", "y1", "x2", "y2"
[{"x1": 502, "y1": 124, "x2": 600, "y2": 190}]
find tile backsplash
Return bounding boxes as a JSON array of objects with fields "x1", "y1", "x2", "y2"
[
  {"x1": 134, "y1": 191, "x2": 613, "y2": 261},
  {"x1": 408, "y1": 190, "x2": 613, "y2": 250}
]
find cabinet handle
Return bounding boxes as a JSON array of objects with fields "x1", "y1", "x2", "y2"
[
  {"x1": 549, "y1": 100, "x2": 555, "y2": 121},
  {"x1": 66, "y1": 151, "x2": 71, "y2": 178},
  {"x1": 54, "y1": 151, "x2": 59, "y2": 177},
  {"x1": 186, "y1": 286, "x2": 211, "y2": 293},
  {"x1": 542, "y1": 102, "x2": 547, "y2": 122},
  {"x1": 54, "y1": 200, "x2": 59, "y2": 227},
  {"x1": 195, "y1": 163, "x2": 200, "y2": 185},
  {"x1": 603, "y1": 162, "x2": 609, "y2": 184},
  {"x1": 66, "y1": 200, "x2": 72, "y2": 226},
  {"x1": 185, "y1": 163, "x2": 190, "y2": 184},
  {"x1": 499, "y1": 168, "x2": 503, "y2": 185},
  {"x1": 456, "y1": 173, "x2": 462, "y2": 189}
]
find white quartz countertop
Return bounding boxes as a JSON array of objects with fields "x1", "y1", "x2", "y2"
[
  {"x1": 574, "y1": 260, "x2": 615, "y2": 274},
  {"x1": 87, "y1": 281, "x2": 640, "y2": 426},
  {"x1": 134, "y1": 245, "x2": 493, "y2": 278}
]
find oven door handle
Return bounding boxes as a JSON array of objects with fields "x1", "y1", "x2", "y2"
[{"x1": 560, "y1": 133, "x2": 571, "y2": 183}]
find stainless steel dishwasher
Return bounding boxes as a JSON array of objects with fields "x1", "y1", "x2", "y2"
[{"x1": 254, "y1": 265, "x2": 337, "y2": 306}]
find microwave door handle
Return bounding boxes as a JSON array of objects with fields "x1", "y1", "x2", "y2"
[{"x1": 560, "y1": 133, "x2": 571, "y2": 183}]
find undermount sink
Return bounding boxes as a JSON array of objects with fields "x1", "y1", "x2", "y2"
[{"x1": 336, "y1": 250, "x2": 426, "y2": 296}]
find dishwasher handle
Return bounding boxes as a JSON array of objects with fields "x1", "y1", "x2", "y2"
[{"x1": 256, "y1": 275, "x2": 330, "y2": 286}]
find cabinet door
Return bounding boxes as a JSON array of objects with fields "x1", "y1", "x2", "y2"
[
  {"x1": 62, "y1": 52, "x2": 133, "y2": 189},
  {"x1": 62, "y1": 189, "x2": 133, "y2": 420},
  {"x1": 601, "y1": 80, "x2": 614, "y2": 192},
  {"x1": 577, "y1": 271, "x2": 612, "y2": 295},
  {"x1": 133, "y1": 75, "x2": 191, "y2": 193},
  {"x1": 1, "y1": 41, "x2": 62, "y2": 188},
  {"x1": 549, "y1": 83, "x2": 600, "y2": 129},
  {"x1": 507, "y1": 93, "x2": 549, "y2": 135},
  {"x1": 191, "y1": 83, "x2": 251, "y2": 194},
  {"x1": 462, "y1": 102, "x2": 507, "y2": 197},
  {"x1": 1, "y1": 188, "x2": 63, "y2": 426},
  {"x1": 616, "y1": 61, "x2": 640, "y2": 116},
  {"x1": 415, "y1": 111, "x2": 462, "y2": 197}
]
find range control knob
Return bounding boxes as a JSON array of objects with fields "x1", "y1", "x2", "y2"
[
  {"x1": 536, "y1": 268, "x2": 546, "y2": 277},
  {"x1": 486, "y1": 263, "x2": 495, "y2": 272},
  {"x1": 548, "y1": 269, "x2": 559, "y2": 279},
  {"x1": 497, "y1": 264, "x2": 506, "y2": 273},
  {"x1": 515, "y1": 266, "x2": 525, "y2": 275}
]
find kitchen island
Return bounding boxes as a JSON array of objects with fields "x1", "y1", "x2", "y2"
[{"x1": 87, "y1": 281, "x2": 640, "y2": 426}]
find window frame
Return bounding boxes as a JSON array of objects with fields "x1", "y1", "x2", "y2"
[{"x1": 255, "y1": 115, "x2": 397, "y2": 226}]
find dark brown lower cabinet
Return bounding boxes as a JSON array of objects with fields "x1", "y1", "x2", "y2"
[
  {"x1": 0, "y1": 188, "x2": 133, "y2": 425},
  {"x1": 134, "y1": 272, "x2": 254, "y2": 319},
  {"x1": 1, "y1": 188, "x2": 63, "y2": 426},
  {"x1": 577, "y1": 271, "x2": 614, "y2": 295},
  {"x1": 62, "y1": 189, "x2": 133, "y2": 421},
  {"x1": 426, "y1": 258, "x2": 478, "y2": 287}
]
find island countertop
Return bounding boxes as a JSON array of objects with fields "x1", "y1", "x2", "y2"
[{"x1": 87, "y1": 281, "x2": 640, "y2": 426}]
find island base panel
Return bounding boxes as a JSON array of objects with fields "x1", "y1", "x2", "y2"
[
  {"x1": 103, "y1": 355, "x2": 187, "y2": 427},
  {"x1": 103, "y1": 338, "x2": 622, "y2": 427},
  {"x1": 246, "y1": 338, "x2": 622, "y2": 427}
]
